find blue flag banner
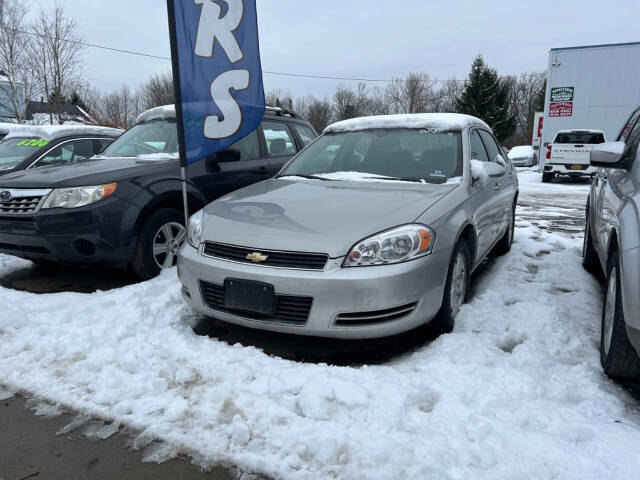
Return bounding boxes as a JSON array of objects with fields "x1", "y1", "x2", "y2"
[{"x1": 167, "y1": 0, "x2": 266, "y2": 166}]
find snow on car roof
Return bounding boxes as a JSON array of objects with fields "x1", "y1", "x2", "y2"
[
  {"x1": 324, "y1": 113, "x2": 490, "y2": 134},
  {"x1": 136, "y1": 104, "x2": 176, "y2": 124},
  {"x1": 508, "y1": 145, "x2": 535, "y2": 157},
  {"x1": 4, "y1": 124, "x2": 123, "y2": 141}
]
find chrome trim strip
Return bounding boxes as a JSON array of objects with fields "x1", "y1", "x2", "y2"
[{"x1": 0, "y1": 188, "x2": 52, "y2": 215}]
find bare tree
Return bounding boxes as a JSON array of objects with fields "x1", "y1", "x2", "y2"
[
  {"x1": 305, "y1": 97, "x2": 332, "y2": 133},
  {"x1": 511, "y1": 72, "x2": 546, "y2": 145},
  {"x1": 333, "y1": 83, "x2": 372, "y2": 121},
  {"x1": 28, "y1": 5, "x2": 85, "y2": 124},
  {"x1": 386, "y1": 72, "x2": 436, "y2": 114},
  {"x1": 0, "y1": 0, "x2": 31, "y2": 122},
  {"x1": 141, "y1": 72, "x2": 174, "y2": 109},
  {"x1": 431, "y1": 78, "x2": 464, "y2": 113}
]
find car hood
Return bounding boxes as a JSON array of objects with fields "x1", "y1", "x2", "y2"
[
  {"x1": 0, "y1": 157, "x2": 177, "y2": 188},
  {"x1": 201, "y1": 178, "x2": 457, "y2": 258}
]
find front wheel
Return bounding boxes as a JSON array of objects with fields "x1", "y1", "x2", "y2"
[
  {"x1": 600, "y1": 253, "x2": 640, "y2": 381},
  {"x1": 494, "y1": 204, "x2": 515, "y2": 256},
  {"x1": 431, "y1": 241, "x2": 471, "y2": 334},
  {"x1": 129, "y1": 208, "x2": 186, "y2": 280},
  {"x1": 582, "y1": 208, "x2": 602, "y2": 277}
]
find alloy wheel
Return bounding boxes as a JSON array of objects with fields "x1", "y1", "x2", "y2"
[
  {"x1": 152, "y1": 222, "x2": 186, "y2": 269},
  {"x1": 603, "y1": 267, "x2": 617, "y2": 356},
  {"x1": 449, "y1": 251, "x2": 467, "y2": 318}
]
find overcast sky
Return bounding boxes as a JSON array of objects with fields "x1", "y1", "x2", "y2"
[{"x1": 26, "y1": 0, "x2": 640, "y2": 99}]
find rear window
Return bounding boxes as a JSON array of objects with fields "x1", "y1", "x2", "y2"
[{"x1": 554, "y1": 132, "x2": 605, "y2": 144}]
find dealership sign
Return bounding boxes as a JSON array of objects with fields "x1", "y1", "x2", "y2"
[
  {"x1": 549, "y1": 102, "x2": 574, "y2": 117},
  {"x1": 550, "y1": 87, "x2": 574, "y2": 102},
  {"x1": 549, "y1": 87, "x2": 575, "y2": 117}
]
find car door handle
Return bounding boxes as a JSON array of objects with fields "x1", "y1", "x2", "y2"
[{"x1": 494, "y1": 182, "x2": 500, "y2": 191}]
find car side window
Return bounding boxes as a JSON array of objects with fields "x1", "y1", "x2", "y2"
[
  {"x1": 620, "y1": 116, "x2": 640, "y2": 164},
  {"x1": 36, "y1": 139, "x2": 95, "y2": 168},
  {"x1": 469, "y1": 129, "x2": 490, "y2": 162},
  {"x1": 95, "y1": 139, "x2": 114, "y2": 154},
  {"x1": 478, "y1": 130, "x2": 505, "y2": 164},
  {"x1": 618, "y1": 110, "x2": 640, "y2": 142},
  {"x1": 292, "y1": 124, "x2": 317, "y2": 147},
  {"x1": 262, "y1": 121, "x2": 297, "y2": 156},
  {"x1": 225, "y1": 130, "x2": 260, "y2": 160}
]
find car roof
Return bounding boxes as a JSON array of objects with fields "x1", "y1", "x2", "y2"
[
  {"x1": 324, "y1": 113, "x2": 491, "y2": 134},
  {"x1": 3, "y1": 124, "x2": 123, "y2": 141},
  {"x1": 135, "y1": 104, "x2": 310, "y2": 126}
]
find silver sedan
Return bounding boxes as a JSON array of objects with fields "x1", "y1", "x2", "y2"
[
  {"x1": 583, "y1": 106, "x2": 640, "y2": 381},
  {"x1": 178, "y1": 114, "x2": 519, "y2": 339}
]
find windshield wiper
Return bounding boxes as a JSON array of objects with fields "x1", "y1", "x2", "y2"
[
  {"x1": 365, "y1": 175, "x2": 425, "y2": 183},
  {"x1": 277, "y1": 174, "x2": 334, "y2": 181}
]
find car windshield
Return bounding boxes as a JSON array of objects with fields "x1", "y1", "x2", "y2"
[
  {"x1": 554, "y1": 132, "x2": 605, "y2": 144},
  {"x1": 280, "y1": 129, "x2": 463, "y2": 184},
  {"x1": 0, "y1": 137, "x2": 50, "y2": 170},
  {"x1": 100, "y1": 119, "x2": 178, "y2": 159}
]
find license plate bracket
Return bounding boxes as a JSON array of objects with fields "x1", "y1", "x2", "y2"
[
  {"x1": 570, "y1": 164, "x2": 583, "y2": 170},
  {"x1": 224, "y1": 278, "x2": 276, "y2": 316}
]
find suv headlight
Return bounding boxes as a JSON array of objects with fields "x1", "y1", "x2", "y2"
[
  {"x1": 187, "y1": 210, "x2": 204, "y2": 249},
  {"x1": 42, "y1": 184, "x2": 117, "y2": 209},
  {"x1": 343, "y1": 224, "x2": 435, "y2": 267}
]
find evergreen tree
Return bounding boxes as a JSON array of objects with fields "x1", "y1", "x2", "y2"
[{"x1": 456, "y1": 55, "x2": 517, "y2": 142}]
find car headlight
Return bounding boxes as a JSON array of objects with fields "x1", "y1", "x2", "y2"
[
  {"x1": 187, "y1": 209, "x2": 204, "y2": 249},
  {"x1": 41, "y1": 183, "x2": 117, "y2": 209},
  {"x1": 343, "y1": 224, "x2": 435, "y2": 267}
]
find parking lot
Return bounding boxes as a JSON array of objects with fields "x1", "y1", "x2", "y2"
[{"x1": 1, "y1": 171, "x2": 640, "y2": 480}]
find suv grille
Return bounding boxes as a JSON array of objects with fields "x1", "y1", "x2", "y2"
[
  {"x1": 0, "y1": 189, "x2": 49, "y2": 215},
  {"x1": 202, "y1": 242, "x2": 329, "y2": 270},
  {"x1": 199, "y1": 281, "x2": 313, "y2": 325}
]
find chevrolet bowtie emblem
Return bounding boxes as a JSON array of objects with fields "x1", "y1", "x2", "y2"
[{"x1": 246, "y1": 252, "x2": 269, "y2": 263}]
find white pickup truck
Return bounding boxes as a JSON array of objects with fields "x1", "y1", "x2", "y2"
[{"x1": 542, "y1": 129, "x2": 606, "y2": 182}]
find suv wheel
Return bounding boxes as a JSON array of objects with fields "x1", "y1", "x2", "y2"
[
  {"x1": 129, "y1": 208, "x2": 186, "y2": 280},
  {"x1": 600, "y1": 252, "x2": 640, "y2": 381}
]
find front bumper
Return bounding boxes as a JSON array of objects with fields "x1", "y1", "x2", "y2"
[
  {"x1": 0, "y1": 196, "x2": 139, "y2": 268},
  {"x1": 545, "y1": 163, "x2": 596, "y2": 176},
  {"x1": 178, "y1": 244, "x2": 450, "y2": 339}
]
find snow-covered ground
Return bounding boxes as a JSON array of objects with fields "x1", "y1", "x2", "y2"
[{"x1": 2, "y1": 170, "x2": 640, "y2": 479}]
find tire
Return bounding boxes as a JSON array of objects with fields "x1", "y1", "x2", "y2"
[
  {"x1": 431, "y1": 240, "x2": 471, "y2": 334},
  {"x1": 600, "y1": 253, "x2": 640, "y2": 381},
  {"x1": 582, "y1": 207, "x2": 602, "y2": 277},
  {"x1": 129, "y1": 208, "x2": 186, "y2": 281},
  {"x1": 493, "y1": 203, "x2": 515, "y2": 256},
  {"x1": 542, "y1": 172, "x2": 553, "y2": 183}
]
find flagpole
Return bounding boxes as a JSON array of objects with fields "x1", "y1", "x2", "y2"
[{"x1": 166, "y1": 0, "x2": 190, "y2": 228}]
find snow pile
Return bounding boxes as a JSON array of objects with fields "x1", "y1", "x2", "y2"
[
  {"x1": 136, "y1": 105, "x2": 176, "y2": 124},
  {"x1": 136, "y1": 153, "x2": 180, "y2": 161},
  {"x1": 1, "y1": 181, "x2": 640, "y2": 479},
  {"x1": 324, "y1": 113, "x2": 489, "y2": 134}
]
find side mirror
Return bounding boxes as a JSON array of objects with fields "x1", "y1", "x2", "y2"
[
  {"x1": 485, "y1": 162, "x2": 506, "y2": 178},
  {"x1": 495, "y1": 154, "x2": 507, "y2": 167},
  {"x1": 590, "y1": 142, "x2": 627, "y2": 169}
]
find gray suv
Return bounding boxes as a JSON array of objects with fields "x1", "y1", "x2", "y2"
[{"x1": 583, "y1": 107, "x2": 640, "y2": 381}]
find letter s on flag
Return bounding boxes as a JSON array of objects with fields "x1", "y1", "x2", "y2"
[{"x1": 167, "y1": 0, "x2": 266, "y2": 166}]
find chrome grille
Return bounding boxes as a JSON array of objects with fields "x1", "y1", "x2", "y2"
[
  {"x1": 202, "y1": 242, "x2": 329, "y2": 270},
  {"x1": 0, "y1": 189, "x2": 50, "y2": 215}
]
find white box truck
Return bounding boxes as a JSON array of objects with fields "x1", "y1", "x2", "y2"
[{"x1": 542, "y1": 42, "x2": 640, "y2": 178}]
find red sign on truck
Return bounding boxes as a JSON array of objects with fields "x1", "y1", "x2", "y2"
[{"x1": 549, "y1": 102, "x2": 573, "y2": 117}]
